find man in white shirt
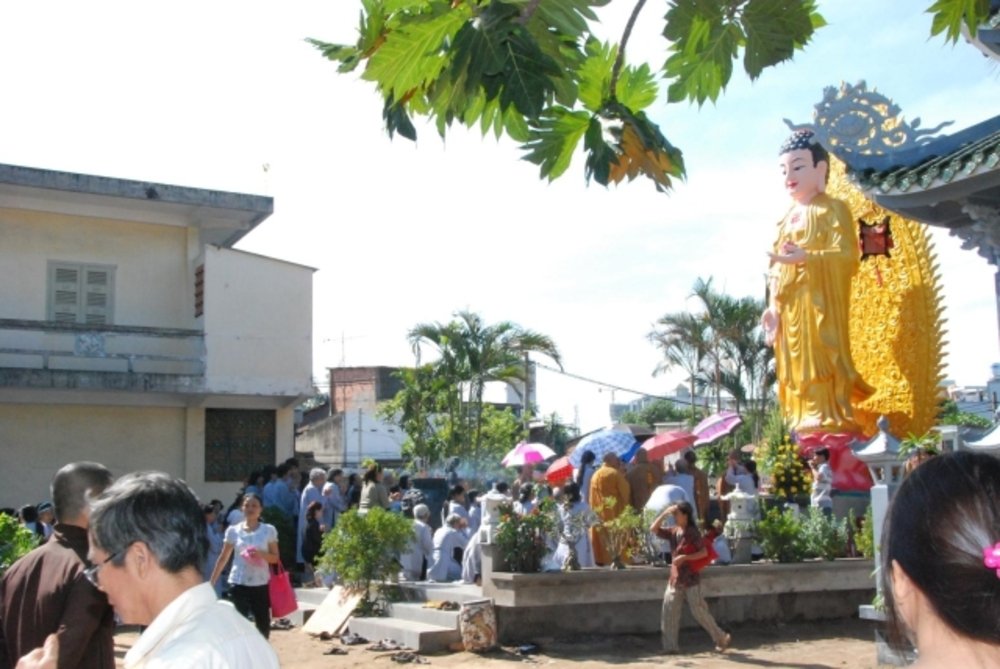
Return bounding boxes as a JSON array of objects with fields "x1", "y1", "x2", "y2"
[
  {"x1": 809, "y1": 447, "x2": 834, "y2": 516},
  {"x1": 86, "y1": 472, "x2": 280, "y2": 668},
  {"x1": 297, "y1": 468, "x2": 327, "y2": 563}
]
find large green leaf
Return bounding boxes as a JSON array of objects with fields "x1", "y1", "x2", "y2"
[
  {"x1": 664, "y1": 22, "x2": 740, "y2": 105},
  {"x1": 363, "y1": 7, "x2": 470, "y2": 100},
  {"x1": 927, "y1": 0, "x2": 989, "y2": 43},
  {"x1": 662, "y1": 0, "x2": 739, "y2": 105},
  {"x1": 577, "y1": 39, "x2": 616, "y2": 112},
  {"x1": 614, "y1": 62, "x2": 659, "y2": 112},
  {"x1": 741, "y1": 0, "x2": 821, "y2": 79},
  {"x1": 521, "y1": 107, "x2": 592, "y2": 180}
]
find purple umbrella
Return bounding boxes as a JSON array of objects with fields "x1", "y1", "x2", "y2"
[{"x1": 692, "y1": 411, "x2": 743, "y2": 446}]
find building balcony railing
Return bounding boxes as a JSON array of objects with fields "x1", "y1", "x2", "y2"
[{"x1": 0, "y1": 318, "x2": 204, "y2": 377}]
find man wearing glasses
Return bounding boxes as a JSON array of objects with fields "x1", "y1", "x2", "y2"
[
  {"x1": 85, "y1": 472, "x2": 279, "y2": 668},
  {"x1": 0, "y1": 461, "x2": 115, "y2": 669}
]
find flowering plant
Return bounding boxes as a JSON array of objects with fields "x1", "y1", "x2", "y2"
[
  {"x1": 765, "y1": 437, "x2": 811, "y2": 501},
  {"x1": 494, "y1": 499, "x2": 556, "y2": 573}
]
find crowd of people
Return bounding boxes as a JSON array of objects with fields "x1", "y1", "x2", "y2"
[{"x1": 2, "y1": 443, "x2": 998, "y2": 667}]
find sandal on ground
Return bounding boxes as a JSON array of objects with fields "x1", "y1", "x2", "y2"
[
  {"x1": 367, "y1": 639, "x2": 404, "y2": 651},
  {"x1": 340, "y1": 633, "x2": 368, "y2": 646},
  {"x1": 270, "y1": 619, "x2": 294, "y2": 631},
  {"x1": 390, "y1": 651, "x2": 429, "y2": 664},
  {"x1": 323, "y1": 647, "x2": 348, "y2": 655}
]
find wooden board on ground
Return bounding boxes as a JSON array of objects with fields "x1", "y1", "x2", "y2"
[{"x1": 302, "y1": 586, "x2": 362, "y2": 637}]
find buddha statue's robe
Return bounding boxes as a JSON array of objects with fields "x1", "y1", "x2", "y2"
[{"x1": 771, "y1": 192, "x2": 874, "y2": 434}]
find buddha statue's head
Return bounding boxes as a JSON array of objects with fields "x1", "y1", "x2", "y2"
[{"x1": 779, "y1": 129, "x2": 829, "y2": 205}]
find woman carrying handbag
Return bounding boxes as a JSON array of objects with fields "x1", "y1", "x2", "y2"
[{"x1": 210, "y1": 492, "x2": 281, "y2": 639}]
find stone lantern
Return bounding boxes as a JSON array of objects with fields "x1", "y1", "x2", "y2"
[
  {"x1": 853, "y1": 415, "x2": 912, "y2": 665},
  {"x1": 852, "y1": 415, "x2": 902, "y2": 593}
]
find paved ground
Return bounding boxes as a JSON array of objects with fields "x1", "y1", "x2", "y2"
[{"x1": 115, "y1": 617, "x2": 882, "y2": 667}]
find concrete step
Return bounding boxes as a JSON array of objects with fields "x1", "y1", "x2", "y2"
[
  {"x1": 347, "y1": 616, "x2": 461, "y2": 653},
  {"x1": 396, "y1": 581, "x2": 483, "y2": 604},
  {"x1": 388, "y1": 601, "x2": 460, "y2": 628}
]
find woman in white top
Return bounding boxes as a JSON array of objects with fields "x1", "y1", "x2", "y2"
[
  {"x1": 554, "y1": 482, "x2": 596, "y2": 569},
  {"x1": 513, "y1": 483, "x2": 535, "y2": 516},
  {"x1": 210, "y1": 492, "x2": 280, "y2": 639}
]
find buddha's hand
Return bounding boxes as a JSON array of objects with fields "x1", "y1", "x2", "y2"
[
  {"x1": 768, "y1": 241, "x2": 807, "y2": 265},
  {"x1": 761, "y1": 308, "x2": 779, "y2": 346}
]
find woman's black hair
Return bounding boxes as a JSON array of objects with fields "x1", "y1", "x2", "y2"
[
  {"x1": 563, "y1": 482, "x2": 581, "y2": 504},
  {"x1": 519, "y1": 483, "x2": 534, "y2": 503},
  {"x1": 672, "y1": 501, "x2": 697, "y2": 533},
  {"x1": 883, "y1": 451, "x2": 1000, "y2": 649},
  {"x1": 574, "y1": 450, "x2": 595, "y2": 489},
  {"x1": 449, "y1": 484, "x2": 465, "y2": 501},
  {"x1": 745, "y1": 460, "x2": 760, "y2": 489}
]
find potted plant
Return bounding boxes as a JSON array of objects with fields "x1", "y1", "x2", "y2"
[{"x1": 493, "y1": 500, "x2": 556, "y2": 573}]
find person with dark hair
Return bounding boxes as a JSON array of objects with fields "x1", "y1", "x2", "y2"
[
  {"x1": 495, "y1": 481, "x2": 510, "y2": 497},
  {"x1": 301, "y1": 501, "x2": 325, "y2": 586},
  {"x1": 575, "y1": 450, "x2": 597, "y2": 505},
  {"x1": 883, "y1": 451, "x2": 1000, "y2": 665},
  {"x1": 808, "y1": 447, "x2": 834, "y2": 516},
  {"x1": 763, "y1": 129, "x2": 874, "y2": 435},
  {"x1": 84, "y1": 472, "x2": 279, "y2": 667},
  {"x1": 202, "y1": 503, "x2": 225, "y2": 596},
  {"x1": 0, "y1": 461, "x2": 114, "y2": 669},
  {"x1": 650, "y1": 501, "x2": 730, "y2": 655},
  {"x1": 346, "y1": 473, "x2": 362, "y2": 510},
  {"x1": 554, "y1": 482, "x2": 596, "y2": 568},
  {"x1": 297, "y1": 468, "x2": 327, "y2": 565},
  {"x1": 224, "y1": 492, "x2": 245, "y2": 528},
  {"x1": 446, "y1": 485, "x2": 469, "y2": 525},
  {"x1": 210, "y1": 492, "x2": 281, "y2": 640},
  {"x1": 17, "y1": 505, "x2": 44, "y2": 540},
  {"x1": 244, "y1": 470, "x2": 265, "y2": 497},
  {"x1": 358, "y1": 463, "x2": 390, "y2": 514},
  {"x1": 513, "y1": 483, "x2": 535, "y2": 516},
  {"x1": 262, "y1": 464, "x2": 288, "y2": 513}
]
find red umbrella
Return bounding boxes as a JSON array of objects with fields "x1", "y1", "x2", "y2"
[
  {"x1": 545, "y1": 455, "x2": 573, "y2": 484},
  {"x1": 641, "y1": 430, "x2": 698, "y2": 460}
]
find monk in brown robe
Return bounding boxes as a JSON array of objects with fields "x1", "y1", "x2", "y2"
[{"x1": 589, "y1": 453, "x2": 631, "y2": 566}]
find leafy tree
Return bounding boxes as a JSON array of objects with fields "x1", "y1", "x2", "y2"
[
  {"x1": 407, "y1": 310, "x2": 561, "y2": 469},
  {"x1": 937, "y1": 399, "x2": 993, "y2": 429},
  {"x1": 618, "y1": 398, "x2": 689, "y2": 427},
  {"x1": 649, "y1": 310, "x2": 707, "y2": 424},
  {"x1": 0, "y1": 514, "x2": 39, "y2": 577},
  {"x1": 309, "y1": 1, "x2": 985, "y2": 191},
  {"x1": 319, "y1": 508, "x2": 413, "y2": 616},
  {"x1": 377, "y1": 364, "x2": 455, "y2": 466}
]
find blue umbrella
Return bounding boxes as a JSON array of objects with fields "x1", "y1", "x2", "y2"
[{"x1": 569, "y1": 429, "x2": 638, "y2": 466}]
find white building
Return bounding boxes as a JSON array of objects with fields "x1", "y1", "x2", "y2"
[{"x1": 0, "y1": 163, "x2": 314, "y2": 506}]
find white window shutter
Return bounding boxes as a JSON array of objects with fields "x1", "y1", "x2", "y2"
[
  {"x1": 52, "y1": 265, "x2": 81, "y2": 323},
  {"x1": 84, "y1": 268, "x2": 112, "y2": 325}
]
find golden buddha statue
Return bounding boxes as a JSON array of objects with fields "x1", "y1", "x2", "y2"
[{"x1": 762, "y1": 130, "x2": 875, "y2": 435}]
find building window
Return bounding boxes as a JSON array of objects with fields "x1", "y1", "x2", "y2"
[
  {"x1": 204, "y1": 409, "x2": 276, "y2": 482},
  {"x1": 194, "y1": 264, "x2": 204, "y2": 318},
  {"x1": 47, "y1": 262, "x2": 115, "y2": 325}
]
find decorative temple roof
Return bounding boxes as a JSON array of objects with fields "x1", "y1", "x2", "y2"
[{"x1": 786, "y1": 81, "x2": 1000, "y2": 265}]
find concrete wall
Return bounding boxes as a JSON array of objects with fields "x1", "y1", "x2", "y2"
[
  {"x1": 296, "y1": 409, "x2": 404, "y2": 468},
  {"x1": 0, "y1": 207, "x2": 190, "y2": 327},
  {"x1": 203, "y1": 247, "x2": 313, "y2": 397},
  {"x1": 0, "y1": 404, "x2": 185, "y2": 508},
  {"x1": 483, "y1": 546, "x2": 875, "y2": 641}
]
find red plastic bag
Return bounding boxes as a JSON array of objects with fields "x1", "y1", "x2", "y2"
[
  {"x1": 268, "y1": 563, "x2": 298, "y2": 618},
  {"x1": 685, "y1": 536, "x2": 718, "y2": 574}
]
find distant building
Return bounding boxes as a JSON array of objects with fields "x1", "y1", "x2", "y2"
[
  {"x1": 296, "y1": 366, "x2": 405, "y2": 468},
  {"x1": 0, "y1": 163, "x2": 314, "y2": 506}
]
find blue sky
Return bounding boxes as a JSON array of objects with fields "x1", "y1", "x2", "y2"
[{"x1": 1, "y1": 1, "x2": 997, "y2": 430}]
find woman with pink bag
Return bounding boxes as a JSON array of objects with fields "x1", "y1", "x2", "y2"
[{"x1": 210, "y1": 492, "x2": 280, "y2": 639}]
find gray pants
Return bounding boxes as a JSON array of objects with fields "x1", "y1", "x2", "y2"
[{"x1": 660, "y1": 582, "x2": 727, "y2": 652}]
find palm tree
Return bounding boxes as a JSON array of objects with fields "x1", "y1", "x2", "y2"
[
  {"x1": 650, "y1": 311, "x2": 708, "y2": 424},
  {"x1": 408, "y1": 310, "x2": 562, "y2": 468}
]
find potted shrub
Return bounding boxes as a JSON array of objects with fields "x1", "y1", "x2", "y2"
[{"x1": 319, "y1": 507, "x2": 413, "y2": 616}]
